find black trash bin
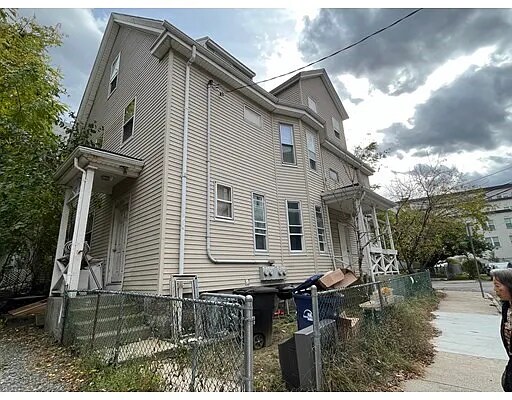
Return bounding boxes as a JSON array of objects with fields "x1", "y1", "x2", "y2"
[{"x1": 233, "y1": 286, "x2": 278, "y2": 349}]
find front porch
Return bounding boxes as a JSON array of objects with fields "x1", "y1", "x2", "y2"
[
  {"x1": 322, "y1": 184, "x2": 399, "y2": 279},
  {"x1": 49, "y1": 146, "x2": 144, "y2": 296}
]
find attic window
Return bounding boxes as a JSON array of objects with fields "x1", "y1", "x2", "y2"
[
  {"x1": 244, "y1": 106, "x2": 262, "y2": 128},
  {"x1": 109, "y1": 53, "x2": 120, "y2": 95},
  {"x1": 307, "y1": 97, "x2": 317, "y2": 113},
  {"x1": 332, "y1": 117, "x2": 341, "y2": 139}
]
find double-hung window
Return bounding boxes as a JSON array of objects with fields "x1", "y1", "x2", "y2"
[
  {"x1": 487, "y1": 236, "x2": 501, "y2": 248},
  {"x1": 252, "y1": 194, "x2": 267, "y2": 251},
  {"x1": 306, "y1": 131, "x2": 317, "y2": 171},
  {"x1": 216, "y1": 184, "x2": 233, "y2": 219},
  {"x1": 287, "y1": 201, "x2": 303, "y2": 252},
  {"x1": 123, "y1": 99, "x2": 135, "y2": 143},
  {"x1": 280, "y1": 123, "x2": 295, "y2": 164},
  {"x1": 505, "y1": 217, "x2": 512, "y2": 229},
  {"x1": 332, "y1": 117, "x2": 341, "y2": 139},
  {"x1": 315, "y1": 206, "x2": 326, "y2": 252},
  {"x1": 487, "y1": 219, "x2": 496, "y2": 231},
  {"x1": 109, "y1": 53, "x2": 120, "y2": 95}
]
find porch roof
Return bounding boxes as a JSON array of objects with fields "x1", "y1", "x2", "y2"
[
  {"x1": 322, "y1": 184, "x2": 395, "y2": 213},
  {"x1": 54, "y1": 146, "x2": 144, "y2": 194}
]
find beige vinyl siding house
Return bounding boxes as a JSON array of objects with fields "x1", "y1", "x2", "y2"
[{"x1": 49, "y1": 13, "x2": 398, "y2": 298}]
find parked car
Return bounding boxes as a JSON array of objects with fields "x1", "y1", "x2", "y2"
[{"x1": 487, "y1": 262, "x2": 512, "y2": 276}]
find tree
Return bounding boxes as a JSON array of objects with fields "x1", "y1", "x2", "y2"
[
  {"x1": 387, "y1": 161, "x2": 490, "y2": 273},
  {"x1": 0, "y1": 10, "x2": 99, "y2": 295}
]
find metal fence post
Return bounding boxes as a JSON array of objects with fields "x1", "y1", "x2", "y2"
[
  {"x1": 243, "y1": 295, "x2": 254, "y2": 392},
  {"x1": 90, "y1": 292, "x2": 101, "y2": 350},
  {"x1": 376, "y1": 281, "x2": 384, "y2": 309},
  {"x1": 311, "y1": 285, "x2": 322, "y2": 391}
]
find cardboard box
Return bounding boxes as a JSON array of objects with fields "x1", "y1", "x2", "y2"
[
  {"x1": 332, "y1": 269, "x2": 358, "y2": 289},
  {"x1": 317, "y1": 269, "x2": 344, "y2": 289}
]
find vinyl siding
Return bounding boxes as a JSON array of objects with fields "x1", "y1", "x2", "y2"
[
  {"x1": 300, "y1": 77, "x2": 348, "y2": 150},
  {"x1": 275, "y1": 82, "x2": 301, "y2": 104},
  {"x1": 86, "y1": 26, "x2": 166, "y2": 293}
]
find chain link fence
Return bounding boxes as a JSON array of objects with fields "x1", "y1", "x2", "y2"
[
  {"x1": 311, "y1": 271, "x2": 433, "y2": 390},
  {"x1": 61, "y1": 290, "x2": 253, "y2": 391}
]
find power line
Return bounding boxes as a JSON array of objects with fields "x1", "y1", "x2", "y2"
[
  {"x1": 226, "y1": 8, "x2": 423, "y2": 94},
  {"x1": 461, "y1": 163, "x2": 512, "y2": 186}
]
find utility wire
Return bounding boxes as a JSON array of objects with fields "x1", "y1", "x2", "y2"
[
  {"x1": 461, "y1": 163, "x2": 512, "y2": 187},
  {"x1": 226, "y1": 8, "x2": 423, "y2": 94}
]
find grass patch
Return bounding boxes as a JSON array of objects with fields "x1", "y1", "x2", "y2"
[
  {"x1": 322, "y1": 294, "x2": 439, "y2": 391},
  {"x1": 79, "y1": 355, "x2": 164, "y2": 392}
]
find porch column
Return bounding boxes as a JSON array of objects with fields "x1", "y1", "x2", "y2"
[
  {"x1": 372, "y1": 205, "x2": 386, "y2": 275},
  {"x1": 356, "y1": 198, "x2": 374, "y2": 281},
  {"x1": 385, "y1": 212, "x2": 395, "y2": 250},
  {"x1": 66, "y1": 167, "x2": 96, "y2": 292},
  {"x1": 49, "y1": 188, "x2": 72, "y2": 295}
]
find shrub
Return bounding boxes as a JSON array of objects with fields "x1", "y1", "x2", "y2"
[{"x1": 461, "y1": 259, "x2": 483, "y2": 279}]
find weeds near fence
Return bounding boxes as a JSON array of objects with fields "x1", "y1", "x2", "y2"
[{"x1": 322, "y1": 293, "x2": 439, "y2": 391}]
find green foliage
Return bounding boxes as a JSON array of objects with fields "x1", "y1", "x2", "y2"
[
  {"x1": 461, "y1": 259, "x2": 483, "y2": 279},
  {"x1": 323, "y1": 294, "x2": 439, "y2": 391},
  {"x1": 79, "y1": 356, "x2": 164, "y2": 392},
  {"x1": 0, "y1": 10, "x2": 101, "y2": 294},
  {"x1": 388, "y1": 162, "x2": 491, "y2": 273}
]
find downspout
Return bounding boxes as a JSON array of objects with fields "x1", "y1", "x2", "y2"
[
  {"x1": 206, "y1": 80, "x2": 273, "y2": 265},
  {"x1": 178, "y1": 45, "x2": 196, "y2": 275}
]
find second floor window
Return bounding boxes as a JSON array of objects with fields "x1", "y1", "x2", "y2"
[
  {"x1": 315, "y1": 206, "x2": 326, "y2": 252},
  {"x1": 307, "y1": 97, "x2": 317, "y2": 112},
  {"x1": 505, "y1": 217, "x2": 512, "y2": 229},
  {"x1": 306, "y1": 131, "x2": 317, "y2": 171},
  {"x1": 216, "y1": 184, "x2": 233, "y2": 219},
  {"x1": 123, "y1": 99, "x2": 135, "y2": 143},
  {"x1": 252, "y1": 194, "x2": 267, "y2": 251},
  {"x1": 280, "y1": 123, "x2": 295, "y2": 164},
  {"x1": 332, "y1": 117, "x2": 341, "y2": 139},
  {"x1": 486, "y1": 219, "x2": 496, "y2": 231},
  {"x1": 287, "y1": 201, "x2": 303, "y2": 252},
  {"x1": 244, "y1": 106, "x2": 262, "y2": 128},
  {"x1": 110, "y1": 53, "x2": 120, "y2": 95}
]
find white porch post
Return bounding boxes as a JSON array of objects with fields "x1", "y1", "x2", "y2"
[
  {"x1": 372, "y1": 205, "x2": 386, "y2": 274},
  {"x1": 49, "y1": 188, "x2": 72, "y2": 295},
  {"x1": 66, "y1": 167, "x2": 95, "y2": 292},
  {"x1": 385, "y1": 212, "x2": 395, "y2": 250},
  {"x1": 356, "y1": 197, "x2": 374, "y2": 282}
]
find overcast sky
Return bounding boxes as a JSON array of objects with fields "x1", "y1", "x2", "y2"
[{"x1": 19, "y1": 8, "x2": 512, "y2": 193}]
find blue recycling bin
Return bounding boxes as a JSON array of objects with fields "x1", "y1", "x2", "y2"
[{"x1": 293, "y1": 290, "x2": 344, "y2": 330}]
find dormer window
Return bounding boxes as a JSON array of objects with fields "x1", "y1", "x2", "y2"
[
  {"x1": 332, "y1": 117, "x2": 341, "y2": 139},
  {"x1": 109, "y1": 53, "x2": 120, "y2": 95}
]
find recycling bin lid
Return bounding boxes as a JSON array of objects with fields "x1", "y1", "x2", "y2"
[
  {"x1": 294, "y1": 274, "x2": 323, "y2": 292},
  {"x1": 233, "y1": 286, "x2": 279, "y2": 295}
]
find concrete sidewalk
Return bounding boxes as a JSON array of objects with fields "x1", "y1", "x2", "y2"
[{"x1": 403, "y1": 290, "x2": 508, "y2": 392}]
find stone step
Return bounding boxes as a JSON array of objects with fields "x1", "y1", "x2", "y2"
[{"x1": 75, "y1": 325, "x2": 152, "y2": 350}]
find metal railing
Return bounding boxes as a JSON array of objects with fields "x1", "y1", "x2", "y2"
[
  {"x1": 310, "y1": 271, "x2": 433, "y2": 390},
  {"x1": 61, "y1": 289, "x2": 254, "y2": 391}
]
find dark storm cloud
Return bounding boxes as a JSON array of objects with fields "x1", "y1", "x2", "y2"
[
  {"x1": 299, "y1": 9, "x2": 512, "y2": 95},
  {"x1": 380, "y1": 63, "x2": 512, "y2": 154}
]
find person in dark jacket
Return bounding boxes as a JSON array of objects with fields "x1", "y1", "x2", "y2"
[{"x1": 491, "y1": 268, "x2": 512, "y2": 391}]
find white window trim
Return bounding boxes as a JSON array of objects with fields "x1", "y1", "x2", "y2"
[
  {"x1": 306, "y1": 130, "x2": 318, "y2": 172},
  {"x1": 332, "y1": 116, "x2": 341, "y2": 139},
  {"x1": 307, "y1": 97, "x2": 317, "y2": 113},
  {"x1": 286, "y1": 200, "x2": 304, "y2": 253},
  {"x1": 329, "y1": 168, "x2": 339, "y2": 182},
  {"x1": 505, "y1": 217, "x2": 512, "y2": 229},
  {"x1": 279, "y1": 123, "x2": 296, "y2": 166},
  {"x1": 315, "y1": 205, "x2": 327, "y2": 253},
  {"x1": 487, "y1": 219, "x2": 496, "y2": 231},
  {"x1": 243, "y1": 105, "x2": 262, "y2": 128},
  {"x1": 252, "y1": 192, "x2": 268, "y2": 253},
  {"x1": 108, "y1": 53, "x2": 120, "y2": 97},
  {"x1": 120, "y1": 97, "x2": 136, "y2": 148},
  {"x1": 215, "y1": 182, "x2": 234, "y2": 221}
]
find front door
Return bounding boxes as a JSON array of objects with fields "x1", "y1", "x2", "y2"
[
  {"x1": 337, "y1": 222, "x2": 352, "y2": 268},
  {"x1": 108, "y1": 199, "x2": 129, "y2": 287}
]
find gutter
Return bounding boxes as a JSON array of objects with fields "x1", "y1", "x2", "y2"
[
  {"x1": 206, "y1": 80, "x2": 273, "y2": 266},
  {"x1": 178, "y1": 45, "x2": 197, "y2": 275}
]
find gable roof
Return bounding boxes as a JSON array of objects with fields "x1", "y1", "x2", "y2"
[{"x1": 270, "y1": 69, "x2": 349, "y2": 120}]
